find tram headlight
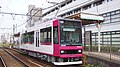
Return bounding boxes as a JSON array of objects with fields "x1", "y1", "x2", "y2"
[
  {"x1": 61, "y1": 50, "x2": 64, "y2": 53},
  {"x1": 78, "y1": 50, "x2": 82, "y2": 53}
]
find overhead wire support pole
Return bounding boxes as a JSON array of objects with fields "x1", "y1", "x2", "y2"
[
  {"x1": 0, "y1": 6, "x2": 1, "y2": 13},
  {"x1": 13, "y1": 24, "x2": 15, "y2": 44}
]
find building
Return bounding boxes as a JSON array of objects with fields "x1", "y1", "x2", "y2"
[
  {"x1": 27, "y1": 5, "x2": 42, "y2": 28},
  {"x1": 0, "y1": 34, "x2": 8, "y2": 43},
  {"x1": 42, "y1": 0, "x2": 120, "y2": 46}
]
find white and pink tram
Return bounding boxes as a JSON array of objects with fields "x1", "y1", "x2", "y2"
[{"x1": 20, "y1": 18, "x2": 83, "y2": 65}]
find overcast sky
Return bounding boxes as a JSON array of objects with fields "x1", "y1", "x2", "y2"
[{"x1": 0, "y1": 0, "x2": 65, "y2": 35}]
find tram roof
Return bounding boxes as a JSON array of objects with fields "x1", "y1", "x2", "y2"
[{"x1": 65, "y1": 12, "x2": 104, "y2": 25}]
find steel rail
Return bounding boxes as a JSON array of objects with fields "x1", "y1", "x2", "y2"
[
  {"x1": 0, "y1": 56, "x2": 7, "y2": 67},
  {"x1": 4, "y1": 49, "x2": 29, "y2": 67}
]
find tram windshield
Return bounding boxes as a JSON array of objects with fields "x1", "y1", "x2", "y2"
[{"x1": 60, "y1": 19, "x2": 82, "y2": 46}]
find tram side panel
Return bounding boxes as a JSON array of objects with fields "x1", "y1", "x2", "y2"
[{"x1": 20, "y1": 19, "x2": 54, "y2": 55}]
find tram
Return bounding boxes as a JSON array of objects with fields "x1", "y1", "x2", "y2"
[{"x1": 20, "y1": 18, "x2": 83, "y2": 65}]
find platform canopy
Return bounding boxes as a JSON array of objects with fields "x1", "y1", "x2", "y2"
[{"x1": 65, "y1": 12, "x2": 104, "y2": 25}]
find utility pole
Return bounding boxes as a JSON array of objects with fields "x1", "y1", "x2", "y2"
[
  {"x1": 13, "y1": 24, "x2": 15, "y2": 44},
  {"x1": 0, "y1": 6, "x2": 1, "y2": 13},
  {"x1": 84, "y1": 25, "x2": 86, "y2": 51},
  {"x1": 16, "y1": 24, "x2": 17, "y2": 33}
]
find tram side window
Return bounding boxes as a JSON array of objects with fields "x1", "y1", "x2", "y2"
[
  {"x1": 53, "y1": 27, "x2": 58, "y2": 44},
  {"x1": 22, "y1": 32, "x2": 34, "y2": 44},
  {"x1": 40, "y1": 27, "x2": 51, "y2": 44},
  {"x1": 30, "y1": 34, "x2": 34, "y2": 43}
]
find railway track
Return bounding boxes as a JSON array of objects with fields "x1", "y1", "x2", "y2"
[
  {"x1": 1, "y1": 47, "x2": 84, "y2": 67},
  {"x1": 6, "y1": 48, "x2": 49, "y2": 67},
  {"x1": 0, "y1": 48, "x2": 29, "y2": 67},
  {"x1": 4, "y1": 49, "x2": 29, "y2": 67},
  {"x1": 0, "y1": 56, "x2": 7, "y2": 67}
]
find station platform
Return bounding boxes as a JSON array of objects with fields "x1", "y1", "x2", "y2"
[{"x1": 84, "y1": 52, "x2": 120, "y2": 65}]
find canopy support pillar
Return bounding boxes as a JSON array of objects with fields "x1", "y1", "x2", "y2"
[{"x1": 96, "y1": 23, "x2": 102, "y2": 52}]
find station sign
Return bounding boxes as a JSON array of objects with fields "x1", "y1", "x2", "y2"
[{"x1": 80, "y1": 13, "x2": 104, "y2": 21}]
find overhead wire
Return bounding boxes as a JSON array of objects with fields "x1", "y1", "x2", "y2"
[
  {"x1": 0, "y1": 0, "x2": 12, "y2": 30},
  {"x1": 15, "y1": 1, "x2": 60, "y2": 28},
  {"x1": 0, "y1": 0, "x2": 61, "y2": 29},
  {"x1": 41, "y1": 0, "x2": 92, "y2": 17},
  {"x1": 0, "y1": 14, "x2": 4, "y2": 27},
  {"x1": 1, "y1": 0, "x2": 79, "y2": 28}
]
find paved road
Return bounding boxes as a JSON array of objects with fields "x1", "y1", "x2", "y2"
[{"x1": 84, "y1": 52, "x2": 120, "y2": 63}]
